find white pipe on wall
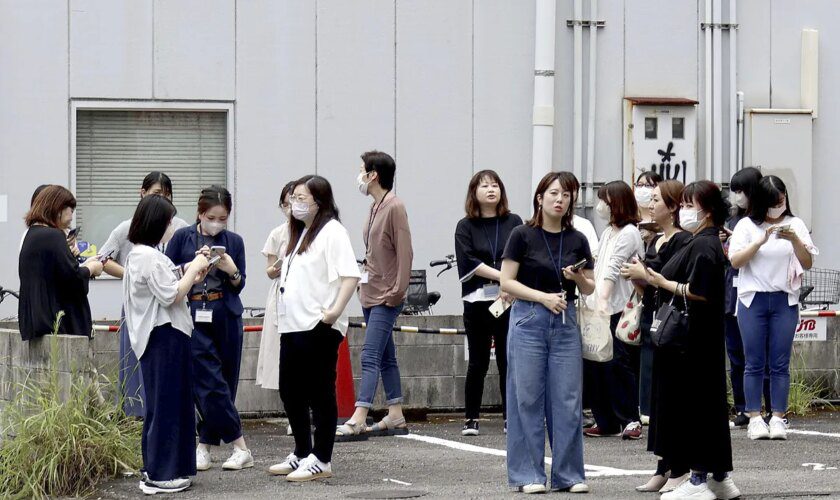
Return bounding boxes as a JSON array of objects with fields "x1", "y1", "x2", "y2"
[
  {"x1": 584, "y1": 0, "x2": 598, "y2": 207},
  {"x1": 737, "y1": 91, "x2": 745, "y2": 171},
  {"x1": 573, "y1": 0, "x2": 583, "y2": 184},
  {"x1": 801, "y1": 29, "x2": 819, "y2": 118},
  {"x1": 704, "y1": 0, "x2": 713, "y2": 181},
  {"x1": 713, "y1": 0, "x2": 723, "y2": 183},
  {"x1": 531, "y1": 0, "x2": 557, "y2": 192},
  {"x1": 728, "y1": 0, "x2": 737, "y2": 181}
]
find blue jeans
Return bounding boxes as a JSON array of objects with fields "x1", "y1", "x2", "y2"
[
  {"x1": 737, "y1": 292, "x2": 799, "y2": 413},
  {"x1": 507, "y1": 300, "x2": 584, "y2": 490},
  {"x1": 356, "y1": 304, "x2": 404, "y2": 408}
]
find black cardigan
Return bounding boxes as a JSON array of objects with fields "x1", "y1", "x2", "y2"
[{"x1": 18, "y1": 226, "x2": 92, "y2": 340}]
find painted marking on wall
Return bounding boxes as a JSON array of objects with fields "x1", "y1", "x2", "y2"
[{"x1": 398, "y1": 433, "x2": 655, "y2": 478}]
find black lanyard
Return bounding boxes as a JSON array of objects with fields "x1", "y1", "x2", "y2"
[
  {"x1": 481, "y1": 219, "x2": 501, "y2": 268},
  {"x1": 280, "y1": 227, "x2": 307, "y2": 295},
  {"x1": 540, "y1": 228, "x2": 565, "y2": 289},
  {"x1": 364, "y1": 190, "x2": 391, "y2": 252}
]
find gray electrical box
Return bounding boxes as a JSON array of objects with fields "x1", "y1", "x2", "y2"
[{"x1": 748, "y1": 109, "x2": 813, "y2": 229}]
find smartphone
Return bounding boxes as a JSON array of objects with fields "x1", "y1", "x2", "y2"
[
  {"x1": 67, "y1": 227, "x2": 80, "y2": 240},
  {"x1": 488, "y1": 297, "x2": 511, "y2": 318},
  {"x1": 208, "y1": 255, "x2": 221, "y2": 267},
  {"x1": 210, "y1": 246, "x2": 226, "y2": 257},
  {"x1": 97, "y1": 251, "x2": 114, "y2": 263},
  {"x1": 571, "y1": 258, "x2": 588, "y2": 271},
  {"x1": 272, "y1": 256, "x2": 283, "y2": 269},
  {"x1": 774, "y1": 224, "x2": 792, "y2": 233}
]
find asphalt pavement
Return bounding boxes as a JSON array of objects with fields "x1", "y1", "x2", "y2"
[{"x1": 98, "y1": 410, "x2": 840, "y2": 499}]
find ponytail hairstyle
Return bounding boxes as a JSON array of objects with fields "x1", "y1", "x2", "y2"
[{"x1": 196, "y1": 185, "x2": 232, "y2": 222}]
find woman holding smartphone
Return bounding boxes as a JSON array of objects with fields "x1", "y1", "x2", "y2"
[
  {"x1": 729, "y1": 176, "x2": 817, "y2": 440},
  {"x1": 166, "y1": 185, "x2": 252, "y2": 472},
  {"x1": 500, "y1": 171, "x2": 594, "y2": 494},
  {"x1": 256, "y1": 181, "x2": 297, "y2": 391}
]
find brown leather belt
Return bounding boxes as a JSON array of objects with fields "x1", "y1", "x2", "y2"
[{"x1": 189, "y1": 291, "x2": 224, "y2": 302}]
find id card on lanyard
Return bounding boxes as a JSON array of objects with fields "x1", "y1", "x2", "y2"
[
  {"x1": 540, "y1": 229, "x2": 567, "y2": 323},
  {"x1": 361, "y1": 191, "x2": 391, "y2": 285},
  {"x1": 481, "y1": 219, "x2": 501, "y2": 297},
  {"x1": 194, "y1": 225, "x2": 216, "y2": 323},
  {"x1": 278, "y1": 228, "x2": 308, "y2": 317}
]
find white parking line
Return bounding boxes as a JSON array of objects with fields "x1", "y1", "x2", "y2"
[
  {"x1": 787, "y1": 429, "x2": 840, "y2": 439},
  {"x1": 398, "y1": 433, "x2": 655, "y2": 478}
]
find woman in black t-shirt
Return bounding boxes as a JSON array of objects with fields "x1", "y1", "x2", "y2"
[
  {"x1": 454, "y1": 170, "x2": 523, "y2": 437},
  {"x1": 500, "y1": 172, "x2": 594, "y2": 494}
]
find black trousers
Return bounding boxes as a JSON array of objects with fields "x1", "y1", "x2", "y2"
[
  {"x1": 280, "y1": 322, "x2": 343, "y2": 463},
  {"x1": 587, "y1": 313, "x2": 641, "y2": 433},
  {"x1": 140, "y1": 324, "x2": 196, "y2": 481},
  {"x1": 463, "y1": 300, "x2": 509, "y2": 420}
]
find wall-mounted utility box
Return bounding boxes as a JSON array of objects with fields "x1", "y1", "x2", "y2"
[
  {"x1": 623, "y1": 97, "x2": 698, "y2": 187},
  {"x1": 749, "y1": 109, "x2": 813, "y2": 229}
]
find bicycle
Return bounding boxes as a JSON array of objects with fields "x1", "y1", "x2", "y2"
[
  {"x1": 401, "y1": 255, "x2": 457, "y2": 315},
  {"x1": 0, "y1": 286, "x2": 19, "y2": 305}
]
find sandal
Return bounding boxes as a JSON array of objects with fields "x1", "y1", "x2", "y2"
[
  {"x1": 335, "y1": 421, "x2": 369, "y2": 442},
  {"x1": 366, "y1": 415, "x2": 409, "y2": 437}
]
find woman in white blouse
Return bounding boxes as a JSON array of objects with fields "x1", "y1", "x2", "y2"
[
  {"x1": 123, "y1": 195, "x2": 209, "y2": 495},
  {"x1": 269, "y1": 175, "x2": 361, "y2": 483},
  {"x1": 729, "y1": 176, "x2": 817, "y2": 441},
  {"x1": 584, "y1": 181, "x2": 645, "y2": 440},
  {"x1": 255, "y1": 181, "x2": 296, "y2": 391}
]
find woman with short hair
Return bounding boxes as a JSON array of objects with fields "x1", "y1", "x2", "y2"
[
  {"x1": 124, "y1": 194, "x2": 209, "y2": 494},
  {"x1": 18, "y1": 185, "x2": 103, "y2": 339}
]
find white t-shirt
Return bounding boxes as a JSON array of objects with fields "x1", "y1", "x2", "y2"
[
  {"x1": 729, "y1": 215, "x2": 818, "y2": 309},
  {"x1": 572, "y1": 214, "x2": 600, "y2": 256},
  {"x1": 278, "y1": 219, "x2": 361, "y2": 336},
  {"x1": 101, "y1": 216, "x2": 190, "y2": 266},
  {"x1": 123, "y1": 245, "x2": 194, "y2": 359},
  {"x1": 262, "y1": 223, "x2": 290, "y2": 259}
]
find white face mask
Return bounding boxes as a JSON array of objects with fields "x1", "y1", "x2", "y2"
[
  {"x1": 634, "y1": 186, "x2": 653, "y2": 206},
  {"x1": 201, "y1": 219, "x2": 225, "y2": 236},
  {"x1": 768, "y1": 205, "x2": 786, "y2": 219},
  {"x1": 595, "y1": 200, "x2": 611, "y2": 220},
  {"x1": 357, "y1": 172, "x2": 371, "y2": 196},
  {"x1": 733, "y1": 192, "x2": 748, "y2": 209},
  {"x1": 291, "y1": 201, "x2": 314, "y2": 221},
  {"x1": 679, "y1": 208, "x2": 704, "y2": 232},
  {"x1": 161, "y1": 222, "x2": 176, "y2": 244}
]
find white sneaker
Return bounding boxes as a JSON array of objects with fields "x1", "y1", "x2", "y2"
[
  {"x1": 769, "y1": 416, "x2": 788, "y2": 440},
  {"x1": 269, "y1": 453, "x2": 302, "y2": 476},
  {"x1": 286, "y1": 454, "x2": 332, "y2": 482},
  {"x1": 196, "y1": 447, "x2": 212, "y2": 471},
  {"x1": 286, "y1": 424, "x2": 293, "y2": 436},
  {"x1": 222, "y1": 447, "x2": 254, "y2": 470},
  {"x1": 640, "y1": 414, "x2": 650, "y2": 426},
  {"x1": 138, "y1": 477, "x2": 191, "y2": 494},
  {"x1": 520, "y1": 483, "x2": 546, "y2": 494},
  {"x1": 568, "y1": 483, "x2": 590, "y2": 493},
  {"x1": 748, "y1": 416, "x2": 770, "y2": 440},
  {"x1": 661, "y1": 479, "x2": 716, "y2": 500},
  {"x1": 708, "y1": 476, "x2": 741, "y2": 500}
]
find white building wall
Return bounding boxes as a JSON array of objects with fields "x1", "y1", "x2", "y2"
[{"x1": 1, "y1": 0, "x2": 839, "y2": 320}]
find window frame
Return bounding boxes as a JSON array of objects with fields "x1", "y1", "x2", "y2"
[{"x1": 69, "y1": 99, "x2": 236, "y2": 233}]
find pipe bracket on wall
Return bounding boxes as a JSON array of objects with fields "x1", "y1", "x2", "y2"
[
  {"x1": 534, "y1": 69, "x2": 555, "y2": 77},
  {"x1": 700, "y1": 23, "x2": 739, "y2": 30},
  {"x1": 566, "y1": 20, "x2": 605, "y2": 28}
]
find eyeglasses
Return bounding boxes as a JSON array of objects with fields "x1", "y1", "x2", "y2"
[{"x1": 289, "y1": 195, "x2": 313, "y2": 203}]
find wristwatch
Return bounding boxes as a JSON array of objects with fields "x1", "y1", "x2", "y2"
[{"x1": 231, "y1": 270, "x2": 241, "y2": 281}]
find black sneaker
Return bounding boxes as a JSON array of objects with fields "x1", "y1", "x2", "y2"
[
  {"x1": 461, "y1": 419, "x2": 480, "y2": 436},
  {"x1": 732, "y1": 412, "x2": 749, "y2": 428}
]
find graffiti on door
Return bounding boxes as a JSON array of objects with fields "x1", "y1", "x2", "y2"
[{"x1": 650, "y1": 142, "x2": 687, "y2": 183}]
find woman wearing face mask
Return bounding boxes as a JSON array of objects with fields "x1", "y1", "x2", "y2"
[
  {"x1": 729, "y1": 176, "x2": 817, "y2": 441},
  {"x1": 100, "y1": 171, "x2": 190, "y2": 417},
  {"x1": 454, "y1": 170, "x2": 523, "y2": 436},
  {"x1": 500, "y1": 172, "x2": 595, "y2": 494},
  {"x1": 620, "y1": 180, "x2": 691, "y2": 493},
  {"x1": 640, "y1": 181, "x2": 739, "y2": 500},
  {"x1": 123, "y1": 195, "x2": 210, "y2": 494},
  {"x1": 723, "y1": 167, "x2": 772, "y2": 428},
  {"x1": 634, "y1": 171, "x2": 663, "y2": 244},
  {"x1": 166, "y1": 185, "x2": 253, "y2": 472},
  {"x1": 270, "y1": 176, "x2": 361, "y2": 482},
  {"x1": 583, "y1": 181, "x2": 645, "y2": 440},
  {"x1": 18, "y1": 185, "x2": 104, "y2": 340},
  {"x1": 256, "y1": 181, "x2": 297, "y2": 391}
]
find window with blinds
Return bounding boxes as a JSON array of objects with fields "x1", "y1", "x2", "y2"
[{"x1": 75, "y1": 110, "x2": 227, "y2": 250}]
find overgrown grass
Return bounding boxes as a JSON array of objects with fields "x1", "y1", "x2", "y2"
[
  {"x1": 787, "y1": 351, "x2": 835, "y2": 416},
  {"x1": 0, "y1": 312, "x2": 142, "y2": 499}
]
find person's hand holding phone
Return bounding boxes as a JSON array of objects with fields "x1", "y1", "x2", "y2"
[{"x1": 82, "y1": 256, "x2": 104, "y2": 278}]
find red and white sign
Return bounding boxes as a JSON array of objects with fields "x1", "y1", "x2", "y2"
[{"x1": 794, "y1": 317, "x2": 827, "y2": 342}]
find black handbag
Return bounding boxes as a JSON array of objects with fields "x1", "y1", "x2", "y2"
[{"x1": 650, "y1": 284, "x2": 690, "y2": 348}]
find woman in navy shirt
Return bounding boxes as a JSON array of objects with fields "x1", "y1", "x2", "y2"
[{"x1": 166, "y1": 185, "x2": 253, "y2": 472}]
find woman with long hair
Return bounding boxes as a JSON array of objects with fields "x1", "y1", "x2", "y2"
[
  {"x1": 501, "y1": 172, "x2": 595, "y2": 494},
  {"x1": 269, "y1": 175, "x2": 361, "y2": 482}
]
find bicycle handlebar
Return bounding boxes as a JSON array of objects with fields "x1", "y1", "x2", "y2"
[{"x1": 429, "y1": 260, "x2": 449, "y2": 267}]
